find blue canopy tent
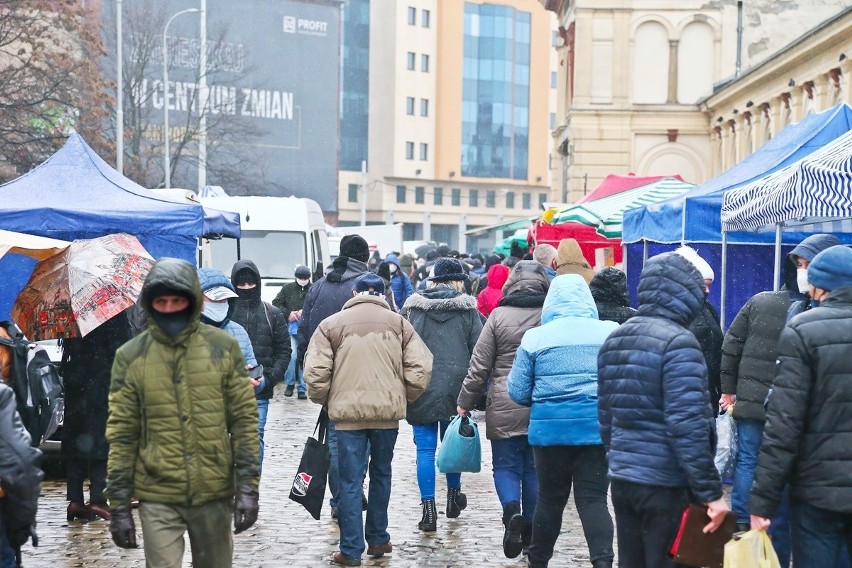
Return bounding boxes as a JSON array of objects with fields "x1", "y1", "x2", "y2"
[
  {"x1": 0, "y1": 134, "x2": 239, "y2": 319},
  {"x1": 621, "y1": 103, "x2": 852, "y2": 326}
]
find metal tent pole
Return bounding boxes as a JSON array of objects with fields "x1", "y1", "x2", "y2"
[
  {"x1": 773, "y1": 223, "x2": 783, "y2": 291},
  {"x1": 720, "y1": 231, "x2": 728, "y2": 330}
]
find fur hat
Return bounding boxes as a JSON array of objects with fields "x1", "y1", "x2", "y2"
[
  {"x1": 430, "y1": 258, "x2": 467, "y2": 282},
  {"x1": 674, "y1": 246, "x2": 714, "y2": 282},
  {"x1": 807, "y1": 245, "x2": 852, "y2": 292},
  {"x1": 339, "y1": 235, "x2": 370, "y2": 263}
]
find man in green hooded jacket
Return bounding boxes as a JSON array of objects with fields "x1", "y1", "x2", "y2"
[{"x1": 105, "y1": 258, "x2": 260, "y2": 568}]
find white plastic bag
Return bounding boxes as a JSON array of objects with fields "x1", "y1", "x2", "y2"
[{"x1": 715, "y1": 410, "x2": 737, "y2": 480}]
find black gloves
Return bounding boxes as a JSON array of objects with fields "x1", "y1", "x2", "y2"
[
  {"x1": 233, "y1": 485, "x2": 259, "y2": 534},
  {"x1": 109, "y1": 505, "x2": 137, "y2": 549}
]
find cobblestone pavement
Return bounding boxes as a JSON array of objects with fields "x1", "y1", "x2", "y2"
[{"x1": 24, "y1": 390, "x2": 609, "y2": 567}]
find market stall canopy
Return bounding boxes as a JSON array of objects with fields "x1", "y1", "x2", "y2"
[
  {"x1": 623, "y1": 103, "x2": 852, "y2": 244},
  {"x1": 494, "y1": 229, "x2": 530, "y2": 256},
  {"x1": 464, "y1": 216, "x2": 536, "y2": 236},
  {"x1": 576, "y1": 173, "x2": 685, "y2": 204},
  {"x1": 0, "y1": 230, "x2": 69, "y2": 261},
  {"x1": 722, "y1": 128, "x2": 852, "y2": 233},
  {"x1": 553, "y1": 178, "x2": 694, "y2": 238},
  {"x1": 148, "y1": 188, "x2": 241, "y2": 238}
]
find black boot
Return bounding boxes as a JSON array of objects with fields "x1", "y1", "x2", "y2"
[
  {"x1": 502, "y1": 501, "x2": 525, "y2": 559},
  {"x1": 591, "y1": 560, "x2": 613, "y2": 568},
  {"x1": 418, "y1": 498, "x2": 437, "y2": 532},
  {"x1": 446, "y1": 487, "x2": 467, "y2": 519}
]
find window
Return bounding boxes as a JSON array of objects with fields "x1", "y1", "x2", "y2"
[
  {"x1": 551, "y1": 30, "x2": 559, "y2": 47},
  {"x1": 486, "y1": 190, "x2": 495, "y2": 208},
  {"x1": 549, "y1": 113, "x2": 556, "y2": 129},
  {"x1": 539, "y1": 193, "x2": 547, "y2": 209},
  {"x1": 420, "y1": 98, "x2": 429, "y2": 117},
  {"x1": 407, "y1": 52, "x2": 415, "y2": 71},
  {"x1": 551, "y1": 71, "x2": 557, "y2": 89},
  {"x1": 419, "y1": 143, "x2": 428, "y2": 161},
  {"x1": 469, "y1": 189, "x2": 479, "y2": 207},
  {"x1": 406, "y1": 96, "x2": 415, "y2": 115},
  {"x1": 396, "y1": 185, "x2": 407, "y2": 203},
  {"x1": 405, "y1": 141, "x2": 414, "y2": 160},
  {"x1": 407, "y1": 6, "x2": 416, "y2": 25},
  {"x1": 347, "y1": 183, "x2": 359, "y2": 203},
  {"x1": 434, "y1": 187, "x2": 443, "y2": 205},
  {"x1": 451, "y1": 188, "x2": 461, "y2": 206},
  {"x1": 339, "y1": 0, "x2": 370, "y2": 171},
  {"x1": 522, "y1": 192, "x2": 531, "y2": 209},
  {"x1": 415, "y1": 186, "x2": 425, "y2": 204},
  {"x1": 505, "y1": 191, "x2": 515, "y2": 209},
  {"x1": 422, "y1": 9, "x2": 431, "y2": 28},
  {"x1": 421, "y1": 54, "x2": 429, "y2": 72}
]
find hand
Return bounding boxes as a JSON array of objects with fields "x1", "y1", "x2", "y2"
[
  {"x1": 109, "y1": 505, "x2": 138, "y2": 549},
  {"x1": 720, "y1": 394, "x2": 736, "y2": 411},
  {"x1": 456, "y1": 406, "x2": 469, "y2": 416},
  {"x1": 288, "y1": 312, "x2": 298, "y2": 322},
  {"x1": 751, "y1": 515, "x2": 771, "y2": 531},
  {"x1": 702, "y1": 498, "x2": 730, "y2": 533},
  {"x1": 234, "y1": 485, "x2": 259, "y2": 534},
  {"x1": 250, "y1": 378, "x2": 261, "y2": 388}
]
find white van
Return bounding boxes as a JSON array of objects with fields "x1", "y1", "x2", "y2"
[{"x1": 198, "y1": 195, "x2": 330, "y2": 303}]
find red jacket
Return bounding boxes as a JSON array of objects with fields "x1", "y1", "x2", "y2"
[{"x1": 478, "y1": 264, "x2": 510, "y2": 318}]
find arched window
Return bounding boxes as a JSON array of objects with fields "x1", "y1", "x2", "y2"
[
  {"x1": 677, "y1": 22, "x2": 714, "y2": 104},
  {"x1": 633, "y1": 21, "x2": 669, "y2": 104}
]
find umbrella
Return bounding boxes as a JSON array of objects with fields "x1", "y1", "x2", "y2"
[
  {"x1": 415, "y1": 244, "x2": 437, "y2": 258},
  {"x1": 12, "y1": 233, "x2": 154, "y2": 340}
]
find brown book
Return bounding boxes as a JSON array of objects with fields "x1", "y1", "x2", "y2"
[{"x1": 669, "y1": 503, "x2": 739, "y2": 568}]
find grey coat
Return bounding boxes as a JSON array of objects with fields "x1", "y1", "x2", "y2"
[
  {"x1": 457, "y1": 261, "x2": 551, "y2": 440},
  {"x1": 402, "y1": 289, "x2": 483, "y2": 425}
]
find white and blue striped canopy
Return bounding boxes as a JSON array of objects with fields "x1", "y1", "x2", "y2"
[{"x1": 722, "y1": 129, "x2": 852, "y2": 232}]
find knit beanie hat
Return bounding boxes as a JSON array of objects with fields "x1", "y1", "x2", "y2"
[
  {"x1": 674, "y1": 246, "x2": 714, "y2": 281},
  {"x1": 807, "y1": 245, "x2": 852, "y2": 292},
  {"x1": 339, "y1": 235, "x2": 370, "y2": 263},
  {"x1": 430, "y1": 258, "x2": 467, "y2": 282}
]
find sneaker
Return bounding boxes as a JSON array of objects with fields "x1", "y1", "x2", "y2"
[
  {"x1": 297, "y1": 391, "x2": 307, "y2": 400},
  {"x1": 366, "y1": 542, "x2": 392, "y2": 558},
  {"x1": 284, "y1": 384, "x2": 295, "y2": 397},
  {"x1": 332, "y1": 551, "x2": 361, "y2": 566}
]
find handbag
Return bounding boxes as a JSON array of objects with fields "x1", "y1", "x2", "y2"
[
  {"x1": 289, "y1": 408, "x2": 330, "y2": 520},
  {"x1": 436, "y1": 414, "x2": 482, "y2": 474},
  {"x1": 670, "y1": 503, "x2": 738, "y2": 568},
  {"x1": 723, "y1": 529, "x2": 782, "y2": 568}
]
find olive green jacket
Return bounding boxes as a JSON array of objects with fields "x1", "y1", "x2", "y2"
[{"x1": 105, "y1": 258, "x2": 260, "y2": 507}]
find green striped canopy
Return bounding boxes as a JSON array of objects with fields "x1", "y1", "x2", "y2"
[
  {"x1": 493, "y1": 229, "x2": 529, "y2": 256},
  {"x1": 553, "y1": 178, "x2": 695, "y2": 238}
]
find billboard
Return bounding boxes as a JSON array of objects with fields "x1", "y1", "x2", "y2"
[{"x1": 101, "y1": 0, "x2": 341, "y2": 212}]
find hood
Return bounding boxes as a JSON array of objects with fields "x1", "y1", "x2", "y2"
[
  {"x1": 486, "y1": 264, "x2": 510, "y2": 290},
  {"x1": 197, "y1": 267, "x2": 237, "y2": 323},
  {"x1": 140, "y1": 258, "x2": 203, "y2": 342},
  {"x1": 541, "y1": 274, "x2": 598, "y2": 324},
  {"x1": 403, "y1": 288, "x2": 478, "y2": 323},
  {"x1": 230, "y1": 259, "x2": 261, "y2": 283},
  {"x1": 385, "y1": 254, "x2": 401, "y2": 269},
  {"x1": 327, "y1": 256, "x2": 370, "y2": 284},
  {"x1": 786, "y1": 234, "x2": 842, "y2": 302},
  {"x1": 636, "y1": 252, "x2": 705, "y2": 326},
  {"x1": 589, "y1": 267, "x2": 630, "y2": 308},
  {"x1": 502, "y1": 260, "x2": 550, "y2": 296},
  {"x1": 555, "y1": 239, "x2": 595, "y2": 283}
]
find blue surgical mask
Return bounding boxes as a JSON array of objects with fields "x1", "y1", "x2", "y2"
[{"x1": 202, "y1": 301, "x2": 229, "y2": 323}]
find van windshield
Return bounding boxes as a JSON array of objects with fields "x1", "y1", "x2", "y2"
[{"x1": 209, "y1": 231, "x2": 307, "y2": 279}]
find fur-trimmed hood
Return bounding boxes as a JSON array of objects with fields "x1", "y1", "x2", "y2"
[{"x1": 403, "y1": 288, "x2": 478, "y2": 323}]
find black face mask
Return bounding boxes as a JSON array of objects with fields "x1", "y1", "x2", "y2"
[
  {"x1": 152, "y1": 308, "x2": 193, "y2": 338},
  {"x1": 235, "y1": 285, "x2": 261, "y2": 302}
]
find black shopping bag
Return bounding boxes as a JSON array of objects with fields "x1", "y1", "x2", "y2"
[{"x1": 289, "y1": 408, "x2": 330, "y2": 520}]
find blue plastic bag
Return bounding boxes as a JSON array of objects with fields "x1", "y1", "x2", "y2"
[{"x1": 436, "y1": 414, "x2": 482, "y2": 473}]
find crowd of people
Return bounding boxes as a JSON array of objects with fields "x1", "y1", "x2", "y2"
[{"x1": 1, "y1": 232, "x2": 851, "y2": 568}]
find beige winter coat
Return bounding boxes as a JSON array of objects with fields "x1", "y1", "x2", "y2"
[
  {"x1": 304, "y1": 294, "x2": 432, "y2": 430},
  {"x1": 556, "y1": 238, "x2": 595, "y2": 283}
]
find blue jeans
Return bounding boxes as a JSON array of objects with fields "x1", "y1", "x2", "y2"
[
  {"x1": 257, "y1": 398, "x2": 268, "y2": 471},
  {"x1": 328, "y1": 421, "x2": 339, "y2": 509},
  {"x1": 0, "y1": 513, "x2": 16, "y2": 568},
  {"x1": 791, "y1": 501, "x2": 852, "y2": 568},
  {"x1": 337, "y1": 428, "x2": 398, "y2": 559},
  {"x1": 491, "y1": 435, "x2": 537, "y2": 520},
  {"x1": 412, "y1": 421, "x2": 461, "y2": 500},
  {"x1": 285, "y1": 335, "x2": 305, "y2": 392},
  {"x1": 732, "y1": 418, "x2": 792, "y2": 567}
]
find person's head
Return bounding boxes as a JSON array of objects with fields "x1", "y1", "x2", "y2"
[
  {"x1": 589, "y1": 267, "x2": 630, "y2": 307},
  {"x1": 436, "y1": 244, "x2": 451, "y2": 258},
  {"x1": 555, "y1": 239, "x2": 594, "y2": 283},
  {"x1": 806, "y1": 245, "x2": 852, "y2": 303},
  {"x1": 339, "y1": 234, "x2": 371, "y2": 263},
  {"x1": 484, "y1": 254, "x2": 500, "y2": 270},
  {"x1": 502, "y1": 256, "x2": 520, "y2": 269},
  {"x1": 377, "y1": 261, "x2": 392, "y2": 281},
  {"x1": 0, "y1": 327, "x2": 12, "y2": 384},
  {"x1": 352, "y1": 273, "x2": 385, "y2": 297},
  {"x1": 428, "y1": 258, "x2": 467, "y2": 293},
  {"x1": 141, "y1": 258, "x2": 201, "y2": 339},
  {"x1": 230, "y1": 259, "x2": 262, "y2": 302},
  {"x1": 674, "y1": 246, "x2": 714, "y2": 295},
  {"x1": 425, "y1": 250, "x2": 438, "y2": 262},
  {"x1": 637, "y1": 252, "x2": 705, "y2": 326},
  {"x1": 294, "y1": 265, "x2": 312, "y2": 286},
  {"x1": 789, "y1": 234, "x2": 842, "y2": 295},
  {"x1": 384, "y1": 254, "x2": 401, "y2": 275},
  {"x1": 532, "y1": 244, "x2": 558, "y2": 270},
  {"x1": 198, "y1": 267, "x2": 240, "y2": 325},
  {"x1": 502, "y1": 260, "x2": 550, "y2": 296}
]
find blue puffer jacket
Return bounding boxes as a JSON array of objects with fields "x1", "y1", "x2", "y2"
[
  {"x1": 597, "y1": 252, "x2": 722, "y2": 503},
  {"x1": 507, "y1": 275, "x2": 618, "y2": 446},
  {"x1": 197, "y1": 268, "x2": 257, "y2": 367},
  {"x1": 386, "y1": 254, "x2": 414, "y2": 308}
]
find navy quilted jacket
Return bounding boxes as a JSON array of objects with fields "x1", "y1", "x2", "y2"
[{"x1": 597, "y1": 252, "x2": 722, "y2": 503}]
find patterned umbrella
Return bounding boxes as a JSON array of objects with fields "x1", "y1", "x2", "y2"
[{"x1": 12, "y1": 233, "x2": 154, "y2": 340}]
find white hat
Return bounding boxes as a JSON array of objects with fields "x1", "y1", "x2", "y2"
[
  {"x1": 674, "y1": 246, "x2": 714, "y2": 281},
  {"x1": 203, "y1": 285, "x2": 239, "y2": 301}
]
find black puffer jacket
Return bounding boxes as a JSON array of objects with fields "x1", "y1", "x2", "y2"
[
  {"x1": 597, "y1": 252, "x2": 722, "y2": 503},
  {"x1": 690, "y1": 300, "x2": 724, "y2": 414},
  {"x1": 720, "y1": 290, "x2": 790, "y2": 422},
  {"x1": 403, "y1": 288, "x2": 483, "y2": 425},
  {"x1": 230, "y1": 260, "x2": 290, "y2": 400},
  {"x1": 750, "y1": 286, "x2": 852, "y2": 517},
  {"x1": 589, "y1": 267, "x2": 636, "y2": 324}
]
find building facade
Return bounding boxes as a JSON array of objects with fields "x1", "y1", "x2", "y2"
[
  {"x1": 543, "y1": 0, "x2": 852, "y2": 204},
  {"x1": 337, "y1": 0, "x2": 558, "y2": 253}
]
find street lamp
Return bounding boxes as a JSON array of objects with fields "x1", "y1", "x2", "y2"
[{"x1": 163, "y1": 8, "x2": 199, "y2": 189}]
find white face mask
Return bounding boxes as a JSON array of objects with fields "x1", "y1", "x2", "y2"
[
  {"x1": 389, "y1": 265, "x2": 398, "y2": 274},
  {"x1": 202, "y1": 301, "x2": 229, "y2": 323},
  {"x1": 796, "y1": 268, "x2": 810, "y2": 295},
  {"x1": 296, "y1": 278, "x2": 310, "y2": 287}
]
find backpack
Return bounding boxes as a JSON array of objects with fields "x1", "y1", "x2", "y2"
[{"x1": 0, "y1": 321, "x2": 64, "y2": 447}]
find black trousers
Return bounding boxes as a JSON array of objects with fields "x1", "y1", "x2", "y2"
[
  {"x1": 66, "y1": 458, "x2": 107, "y2": 504},
  {"x1": 610, "y1": 479, "x2": 690, "y2": 568},
  {"x1": 528, "y1": 445, "x2": 614, "y2": 567}
]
